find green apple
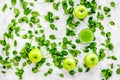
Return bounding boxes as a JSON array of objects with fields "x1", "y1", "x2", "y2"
[
  {"x1": 79, "y1": 28, "x2": 94, "y2": 43},
  {"x1": 28, "y1": 48, "x2": 42, "y2": 63},
  {"x1": 74, "y1": 5, "x2": 88, "y2": 19},
  {"x1": 63, "y1": 57, "x2": 76, "y2": 70},
  {"x1": 84, "y1": 53, "x2": 99, "y2": 68}
]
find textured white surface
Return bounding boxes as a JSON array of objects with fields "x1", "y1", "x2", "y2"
[{"x1": 0, "y1": 0, "x2": 120, "y2": 80}]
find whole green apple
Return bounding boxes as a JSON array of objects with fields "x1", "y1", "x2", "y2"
[
  {"x1": 79, "y1": 28, "x2": 94, "y2": 43},
  {"x1": 28, "y1": 48, "x2": 42, "y2": 63},
  {"x1": 63, "y1": 57, "x2": 76, "y2": 70},
  {"x1": 84, "y1": 53, "x2": 99, "y2": 68},
  {"x1": 74, "y1": 5, "x2": 88, "y2": 19}
]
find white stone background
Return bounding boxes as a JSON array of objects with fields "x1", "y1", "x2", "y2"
[{"x1": 0, "y1": 0, "x2": 120, "y2": 80}]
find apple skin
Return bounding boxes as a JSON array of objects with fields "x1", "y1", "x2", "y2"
[
  {"x1": 28, "y1": 48, "x2": 42, "y2": 63},
  {"x1": 63, "y1": 57, "x2": 76, "y2": 70},
  {"x1": 74, "y1": 5, "x2": 88, "y2": 19},
  {"x1": 79, "y1": 28, "x2": 94, "y2": 43},
  {"x1": 84, "y1": 53, "x2": 99, "y2": 68}
]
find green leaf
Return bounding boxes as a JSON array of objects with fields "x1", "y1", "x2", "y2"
[
  {"x1": 106, "y1": 32, "x2": 111, "y2": 38},
  {"x1": 110, "y1": 63, "x2": 114, "y2": 69},
  {"x1": 11, "y1": 0, "x2": 16, "y2": 6},
  {"x1": 47, "y1": 68, "x2": 53, "y2": 74},
  {"x1": 14, "y1": 56, "x2": 21, "y2": 62},
  {"x1": 59, "y1": 74, "x2": 64, "y2": 78},
  {"x1": 50, "y1": 24, "x2": 57, "y2": 30},
  {"x1": 22, "y1": 62, "x2": 26, "y2": 67},
  {"x1": 24, "y1": 8, "x2": 32, "y2": 15},
  {"x1": 111, "y1": 56, "x2": 117, "y2": 60},
  {"x1": 22, "y1": 34, "x2": 28, "y2": 39},
  {"x1": 32, "y1": 67, "x2": 38, "y2": 73},
  {"x1": 116, "y1": 68, "x2": 120, "y2": 74},
  {"x1": 13, "y1": 50, "x2": 18, "y2": 55},
  {"x1": 62, "y1": 0, "x2": 68, "y2": 10},
  {"x1": 103, "y1": 6, "x2": 111, "y2": 14},
  {"x1": 61, "y1": 50, "x2": 68, "y2": 56},
  {"x1": 15, "y1": 68, "x2": 24, "y2": 79},
  {"x1": 30, "y1": 17, "x2": 40, "y2": 23},
  {"x1": 99, "y1": 48, "x2": 106, "y2": 60},
  {"x1": 68, "y1": 0, "x2": 74, "y2": 6},
  {"x1": 53, "y1": 2, "x2": 60, "y2": 10},
  {"x1": 75, "y1": 39, "x2": 80, "y2": 43},
  {"x1": 69, "y1": 70, "x2": 76, "y2": 75},
  {"x1": 107, "y1": 43, "x2": 114, "y2": 50},
  {"x1": 45, "y1": 0, "x2": 54, "y2": 2},
  {"x1": 66, "y1": 28, "x2": 75, "y2": 36},
  {"x1": 49, "y1": 34, "x2": 56, "y2": 40},
  {"x1": 78, "y1": 67, "x2": 83, "y2": 72},
  {"x1": 97, "y1": 12, "x2": 104, "y2": 20},
  {"x1": 44, "y1": 12, "x2": 54, "y2": 23},
  {"x1": 0, "y1": 40, "x2": 6, "y2": 46},
  {"x1": 101, "y1": 69, "x2": 112, "y2": 79},
  {"x1": 14, "y1": 8, "x2": 20, "y2": 17},
  {"x1": 20, "y1": 0, "x2": 24, "y2": 4},
  {"x1": 85, "y1": 68, "x2": 90, "y2": 72},
  {"x1": 22, "y1": 1, "x2": 28, "y2": 9},
  {"x1": 110, "y1": 2, "x2": 115, "y2": 7},
  {"x1": 68, "y1": 49, "x2": 80, "y2": 57},
  {"x1": 109, "y1": 21, "x2": 115, "y2": 26},
  {"x1": 14, "y1": 40, "x2": 17, "y2": 47},
  {"x1": 31, "y1": 11, "x2": 40, "y2": 17},
  {"x1": 62, "y1": 44, "x2": 67, "y2": 49},
  {"x1": 2, "y1": 4, "x2": 7, "y2": 12},
  {"x1": 18, "y1": 16, "x2": 29, "y2": 23}
]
